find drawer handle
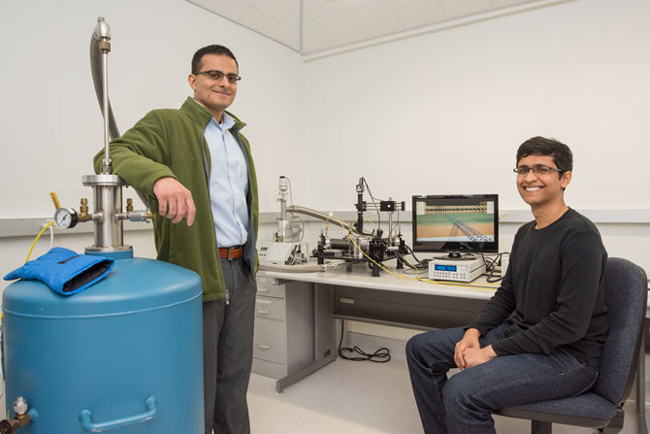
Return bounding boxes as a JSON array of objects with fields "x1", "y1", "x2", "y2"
[
  {"x1": 257, "y1": 344, "x2": 271, "y2": 350},
  {"x1": 79, "y1": 396, "x2": 157, "y2": 432},
  {"x1": 256, "y1": 310, "x2": 270, "y2": 315}
]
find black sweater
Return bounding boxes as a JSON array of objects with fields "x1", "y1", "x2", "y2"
[{"x1": 467, "y1": 209, "x2": 608, "y2": 366}]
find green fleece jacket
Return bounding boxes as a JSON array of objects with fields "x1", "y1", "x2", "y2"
[{"x1": 93, "y1": 97, "x2": 259, "y2": 302}]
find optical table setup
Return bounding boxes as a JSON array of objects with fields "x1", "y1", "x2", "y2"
[{"x1": 253, "y1": 176, "x2": 509, "y2": 391}]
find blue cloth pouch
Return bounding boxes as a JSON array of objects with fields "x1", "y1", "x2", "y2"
[{"x1": 3, "y1": 247, "x2": 115, "y2": 295}]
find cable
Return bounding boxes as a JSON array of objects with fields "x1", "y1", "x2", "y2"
[
  {"x1": 404, "y1": 244, "x2": 424, "y2": 265},
  {"x1": 331, "y1": 215, "x2": 396, "y2": 276},
  {"x1": 329, "y1": 213, "x2": 499, "y2": 289},
  {"x1": 389, "y1": 210, "x2": 400, "y2": 237},
  {"x1": 361, "y1": 177, "x2": 384, "y2": 203},
  {"x1": 49, "y1": 222, "x2": 55, "y2": 249},
  {"x1": 363, "y1": 215, "x2": 377, "y2": 228},
  {"x1": 484, "y1": 252, "x2": 509, "y2": 283},
  {"x1": 25, "y1": 221, "x2": 55, "y2": 263},
  {"x1": 338, "y1": 319, "x2": 391, "y2": 363},
  {"x1": 360, "y1": 177, "x2": 382, "y2": 227}
]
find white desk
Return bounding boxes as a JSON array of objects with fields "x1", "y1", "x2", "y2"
[
  {"x1": 262, "y1": 263, "x2": 650, "y2": 318},
  {"x1": 260, "y1": 264, "x2": 499, "y2": 299},
  {"x1": 256, "y1": 263, "x2": 500, "y2": 391}
]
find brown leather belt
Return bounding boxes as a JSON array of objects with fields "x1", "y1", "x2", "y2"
[{"x1": 218, "y1": 246, "x2": 243, "y2": 260}]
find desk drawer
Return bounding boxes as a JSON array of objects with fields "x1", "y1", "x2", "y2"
[
  {"x1": 252, "y1": 357, "x2": 288, "y2": 379},
  {"x1": 253, "y1": 318, "x2": 286, "y2": 364},
  {"x1": 255, "y1": 296, "x2": 286, "y2": 320},
  {"x1": 257, "y1": 276, "x2": 286, "y2": 298}
]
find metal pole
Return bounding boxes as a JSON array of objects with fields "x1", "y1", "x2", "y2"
[{"x1": 93, "y1": 17, "x2": 113, "y2": 174}]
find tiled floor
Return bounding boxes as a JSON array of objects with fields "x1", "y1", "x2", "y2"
[{"x1": 248, "y1": 358, "x2": 644, "y2": 434}]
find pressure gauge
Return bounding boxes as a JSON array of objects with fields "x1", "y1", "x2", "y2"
[{"x1": 54, "y1": 207, "x2": 79, "y2": 229}]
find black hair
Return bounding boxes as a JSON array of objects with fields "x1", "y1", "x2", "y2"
[
  {"x1": 191, "y1": 45, "x2": 238, "y2": 74},
  {"x1": 516, "y1": 136, "x2": 573, "y2": 175}
]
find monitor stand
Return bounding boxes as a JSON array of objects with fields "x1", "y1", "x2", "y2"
[{"x1": 436, "y1": 252, "x2": 478, "y2": 261}]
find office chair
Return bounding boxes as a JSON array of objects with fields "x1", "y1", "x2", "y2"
[{"x1": 495, "y1": 257, "x2": 648, "y2": 434}]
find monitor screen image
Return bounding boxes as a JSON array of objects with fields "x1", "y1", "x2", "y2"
[{"x1": 412, "y1": 194, "x2": 499, "y2": 257}]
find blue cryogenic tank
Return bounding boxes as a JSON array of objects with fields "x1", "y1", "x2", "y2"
[{"x1": 2, "y1": 254, "x2": 204, "y2": 434}]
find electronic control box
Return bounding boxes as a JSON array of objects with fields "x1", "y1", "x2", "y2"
[
  {"x1": 428, "y1": 257, "x2": 486, "y2": 282},
  {"x1": 258, "y1": 242, "x2": 309, "y2": 265}
]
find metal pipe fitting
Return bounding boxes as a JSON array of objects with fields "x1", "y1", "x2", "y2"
[{"x1": 0, "y1": 397, "x2": 39, "y2": 434}]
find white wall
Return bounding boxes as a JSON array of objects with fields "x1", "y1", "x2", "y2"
[
  {"x1": 302, "y1": 0, "x2": 649, "y2": 211},
  {"x1": 0, "y1": 0, "x2": 305, "y2": 220},
  {"x1": 0, "y1": 0, "x2": 305, "y2": 284},
  {"x1": 299, "y1": 0, "x2": 650, "y2": 271}
]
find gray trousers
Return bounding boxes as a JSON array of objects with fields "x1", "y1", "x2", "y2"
[{"x1": 203, "y1": 257, "x2": 257, "y2": 434}]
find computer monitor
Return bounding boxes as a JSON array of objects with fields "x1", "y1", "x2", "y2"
[{"x1": 411, "y1": 194, "x2": 499, "y2": 258}]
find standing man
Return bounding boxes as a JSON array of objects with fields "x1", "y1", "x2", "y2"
[
  {"x1": 406, "y1": 137, "x2": 608, "y2": 434},
  {"x1": 94, "y1": 45, "x2": 258, "y2": 434}
]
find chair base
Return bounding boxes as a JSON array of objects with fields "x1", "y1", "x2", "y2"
[{"x1": 531, "y1": 420, "x2": 551, "y2": 434}]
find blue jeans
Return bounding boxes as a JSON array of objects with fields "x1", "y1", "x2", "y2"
[{"x1": 406, "y1": 323, "x2": 598, "y2": 434}]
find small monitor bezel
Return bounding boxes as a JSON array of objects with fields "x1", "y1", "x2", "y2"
[{"x1": 411, "y1": 194, "x2": 499, "y2": 256}]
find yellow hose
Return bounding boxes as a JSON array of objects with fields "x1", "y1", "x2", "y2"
[{"x1": 25, "y1": 221, "x2": 55, "y2": 263}]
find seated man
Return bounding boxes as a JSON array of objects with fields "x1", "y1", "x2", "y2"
[{"x1": 406, "y1": 136, "x2": 608, "y2": 434}]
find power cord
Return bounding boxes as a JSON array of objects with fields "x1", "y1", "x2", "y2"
[
  {"x1": 482, "y1": 252, "x2": 509, "y2": 283},
  {"x1": 338, "y1": 319, "x2": 391, "y2": 363}
]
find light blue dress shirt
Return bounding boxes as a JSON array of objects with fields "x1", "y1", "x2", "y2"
[{"x1": 203, "y1": 111, "x2": 249, "y2": 248}]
